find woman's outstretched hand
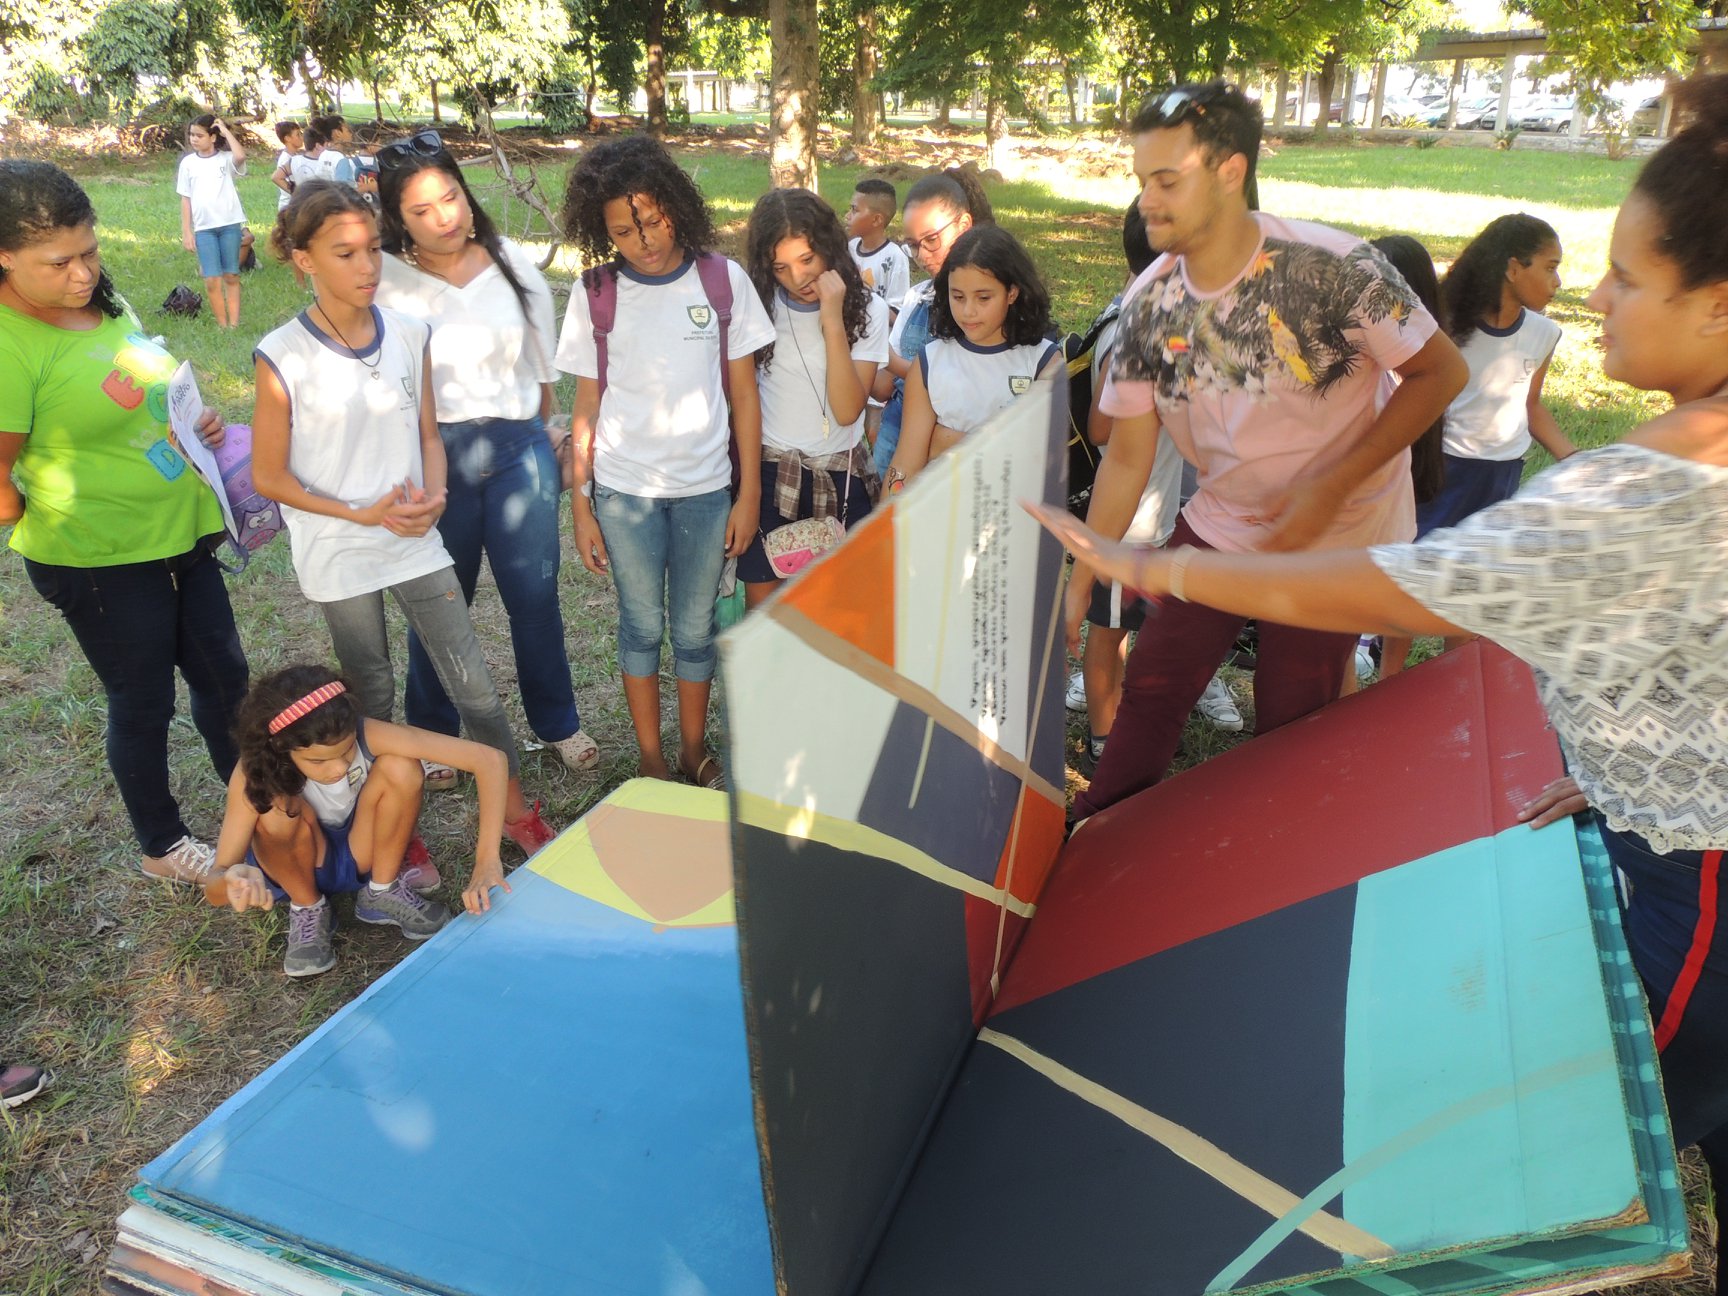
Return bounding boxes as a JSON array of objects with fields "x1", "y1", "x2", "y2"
[
  {"x1": 1021, "y1": 500, "x2": 1162, "y2": 597},
  {"x1": 1518, "y1": 775, "x2": 1590, "y2": 829}
]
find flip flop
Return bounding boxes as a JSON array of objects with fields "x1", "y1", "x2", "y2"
[
  {"x1": 691, "y1": 753, "x2": 726, "y2": 791},
  {"x1": 421, "y1": 760, "x2": 458, "y2": 792}
]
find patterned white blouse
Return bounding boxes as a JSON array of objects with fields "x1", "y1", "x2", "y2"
[{"x1": 1371, "y1": 444, "x2": 1728, "y2": 854}]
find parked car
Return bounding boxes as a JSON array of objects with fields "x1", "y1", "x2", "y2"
[
  {"x1": 1630, "y1": 94, "x2": 1663, "y2": 136},
  {"x1": 1521, "y1": 97, "x2": 1577, "y2": 132},
  {"x1": 1421, "y1": 94, "x2": 1495, "y2": 128},
  {"x1": 1478, "y1": 96, "x2": 1543, "y2": 131}
]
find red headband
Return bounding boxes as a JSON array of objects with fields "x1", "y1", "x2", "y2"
[{"x1": 267, "y1": 681, "x2": 347, "y2": 734}]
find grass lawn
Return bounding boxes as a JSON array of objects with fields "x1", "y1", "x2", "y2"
[{"x1": 0, "y1": 132, "x2": 1703, "y2": 1295}]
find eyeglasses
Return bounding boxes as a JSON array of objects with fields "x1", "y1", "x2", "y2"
[
  {"x1": 377, "y1": 129, "x2": 446, "y2": 172},
  {"x1": 904, "y1": 217, "x2": 959, "y2": 258}
]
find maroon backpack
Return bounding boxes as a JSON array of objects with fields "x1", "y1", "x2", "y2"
[{"x1": 581, "y1": 252, "x2": 740, "y2": 489}]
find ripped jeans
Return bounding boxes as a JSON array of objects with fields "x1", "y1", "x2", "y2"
[{"x1": 317, "y1": 566, "x2": 519, "y2": 776}]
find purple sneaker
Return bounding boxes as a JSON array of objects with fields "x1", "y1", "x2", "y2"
[{"x1": 0, "y1": 1061, "x2": 49, "y2": 1109}]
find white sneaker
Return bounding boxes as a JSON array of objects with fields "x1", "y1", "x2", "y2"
[
  {"x1": 1354, "y1": 636, "x2": 1377, "y2": 682},
  {"x1": 140, "y1": 835, "x2": 216, "y2": 885},
  {"x1": 1195, "y1": 675, "x2": 1244, "y2": 732},
  {"x1": 1064, "y1": 670, "x2": 1087, "y2": 713}
]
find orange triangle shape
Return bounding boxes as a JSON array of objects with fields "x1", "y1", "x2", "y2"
[
  {"x1": 779, "y1": 503, "x2": 896, "y2": 667},
  {"x1": 995, "y1": 785, "x2": 1067, "y2": 909}
]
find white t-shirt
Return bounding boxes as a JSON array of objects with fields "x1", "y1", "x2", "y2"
[
  {"x1": 319, "y1": 148, "x2": 357, "y2": 186},
  {"x1": 920, "y1": 335, "x2": 1060, "y2": 437},
  {"x1": 273, "y1": 149, "x2": 296, "y2": 209},
  {"x1": 175, "y1": 151, "x2": 247, "y2": 231},
  {"x1": 1093, "y1": 313, "x2": 1183, "y2": 547},
  {"x1": 759, "y1": 290, "x2": 890, "y2": 456},
  {"x1": 376, "y1": 239, "x2": 556, "y2": 424},
  {"x1": 1372, "y1": 444, "x2": 1728, "y2": 855},
  {"x1": 289, "y1": 153, "x2": 323, "y2": 190},
  {"x1": 254, "y1": 306, "x2": 451, "y2": 603},
  {"x1": 1443, "y1": 309, "x2": 1563, "y2": 461},
  {"x1": 554, "y1": 255, "x2": 776, "y2": 498},
  {"x1": 849, "y1": 238, "x2": 911, "y2": 312}
]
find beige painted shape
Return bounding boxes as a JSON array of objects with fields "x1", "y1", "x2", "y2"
[{"x1": 586, "y1": 803, "x2": 735, "y2": 925}]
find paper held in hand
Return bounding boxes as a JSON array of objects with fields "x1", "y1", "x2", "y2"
[{"x1": 166, "y1": 362, "x2": 240, "y2": 544}]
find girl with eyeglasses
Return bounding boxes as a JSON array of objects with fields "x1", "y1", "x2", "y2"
[
  {"x1": 738, "y1": 188, "x2": 889, "y2": 609},
  {"x1": 373, "y1": 131, "x2": 600, "y2": 781},
  {"x1": 871, "y1": 165, "x2": 997, "y2": 477},
  {"x1": 554, "y1": 135, "x2": 776, "y2": 789},
  {"x1": 251, "y1": 181, "x2": 559, "y2": 862}
]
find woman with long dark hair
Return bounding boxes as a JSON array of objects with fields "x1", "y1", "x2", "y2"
[
  {"x1": 0, "y1": 159, "x2": 249, "y2": 883},
  {"x1": 374, "y1": 131, "x2": 598, "y2": 779}
]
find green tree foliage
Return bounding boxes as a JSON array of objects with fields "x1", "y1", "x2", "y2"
[{"x1": 1512, "y1": 0, "x2": 1698, "y2": 122}]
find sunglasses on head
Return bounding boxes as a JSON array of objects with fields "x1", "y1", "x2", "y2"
[
  {"x1": 377, "y1": 129, "x2": 445, "y2": 172},
  {"x1": 1149, "y1": 86, "x2": 1217, "y2": 126}
]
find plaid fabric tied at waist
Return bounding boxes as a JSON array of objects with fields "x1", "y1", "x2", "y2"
[{"x1": 763, "y1": 441, "x2": 880, "y2": 522}]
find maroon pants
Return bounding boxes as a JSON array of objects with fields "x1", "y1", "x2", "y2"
[{"x1": 1072, "y1": 515, "x2": 1357, "y2": 821}]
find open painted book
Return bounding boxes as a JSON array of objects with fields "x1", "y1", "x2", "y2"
[{"x1": 107, "y1": 384, "x2": 1687, "y2": 1296}]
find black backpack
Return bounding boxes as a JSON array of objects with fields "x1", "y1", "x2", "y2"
[
  {"x1": 160, "y1": 285, "x2": 202, "y2": 316},
  {"x1": 1059, "y1": 300, "x2": 1121, "y2": 518}
]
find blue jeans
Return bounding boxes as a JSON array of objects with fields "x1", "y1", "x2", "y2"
[
  {"x1": 405, "y1": 416, "x2": 580, "y2": 743},
  {"x1": 591, "y1": 484, "x2": 730, "y2": 682},
  {"x1": 193, "y1": 224, "x2": 243, "y2": 277},
  {"x1": 874, "y1": 296, "x2": 933, "y2": 476},
  {"x1": 25, "y1": 543, "x2": 249, "y2": 856}
]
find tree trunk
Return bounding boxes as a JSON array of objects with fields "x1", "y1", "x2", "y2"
[
  {"x1": 1272, "y1": 68, "x2": 1289, "y2": 127},
  {"x1": 372, "y1": 76, "x2": 385, "y2": 123},
  {"x1": 430, "y1": 79, "x2": 444, "y2": 123},
  {"x1": 297, "y1": 55, "x2": 321, "y2": 114},
  {"x1": 852, "y1": 5, "x2": 879, "y2": 146},
  {"x1": 1444, "y1": 58, "x2": 1461, "y2": 129},
  {"x1": 768, "y1": 0, "x2": 819, "y2": 188},
  {"x1": 1340, "y1": 65, "x2": 1357, "y2": 126},
  {"x1": 1062, "y1": 61, "x2": 1078, "y2": 125},
  {"x1": 984, "y1": 75, "x2": 1009, "y2": 172},
  {"x1": 645, "y1": 0, "x2": 669, "y2": 136},
  {"x1": 1313, "y1": 48, "x2": 1339, "y2": 136},
  {"x1": 936, "y1": 97, "x2": 952, "y2": 129},
  {"x1": 1371, "y1": 61, "x2": 1388, "y2": 128}
]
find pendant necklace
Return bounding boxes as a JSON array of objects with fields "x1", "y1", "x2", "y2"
[{"x1": 316, "y1": 303, "x2": 383, "y2": 380}]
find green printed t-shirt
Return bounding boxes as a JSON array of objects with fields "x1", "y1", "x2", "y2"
[{"x1": 0, "y1": 302, "x2": 224, "y2": 566}]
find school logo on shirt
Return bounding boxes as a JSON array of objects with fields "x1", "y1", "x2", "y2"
[
  {"x1": 687, "y1": 305, "x2": 714, "y2": 329},
  {"x1": 1008, "y1": 375, "x2": 1033, "y2": 396}
]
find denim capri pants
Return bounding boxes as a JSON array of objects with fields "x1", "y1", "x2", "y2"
[{"x1": 194, "y1": 223, "x2": 244, "y2": 277}]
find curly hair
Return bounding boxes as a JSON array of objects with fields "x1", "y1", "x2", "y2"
[
  {"x1": 0, "y1": 160, "x2": 125, "y2": 319},
  {"x1": 903, "y1": 164, "x2": 996, "y2": 228},
  {"x1": 377, "y1": 145, "x2": 535, "y2": 327},
  {"x1": 234, "y1": 664, "x2": 364, "y2": 816},
  {"x1": 561, "y1": 134, "x2": 715, "y2": 269},
  {"x1": 1634, "y1": 75, "x2": 1728, "y2": 291},
  {"x1": 744, "y1": 188, "x2": 872, "y2": 372},
  {"x1": 1372, "y1": 234, "x2": 1447, "y2": 506},
  {"x1": 928, "y1": 225, "x2": 1052, "y2": 347},
  {"x1": 1440, "y1": 213, "x2": 1558, "y2": 348},
  {"x1": 269, "y1": 179, "x2": 377, "y2": 264}
]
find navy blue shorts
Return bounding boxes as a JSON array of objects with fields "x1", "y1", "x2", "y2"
[
  {"x1": 1087, "y1": 578, "x2": 1146, "y2": 632},
  {"x1": 737, "y1": 458, "x2": 875, "y2": 585},
  {"x1": 253, "y1": 815, "x2": 365, "y2": 902},
  {"x1": 1415, "y1": 452, "x2": 1524, "y2": 537}
]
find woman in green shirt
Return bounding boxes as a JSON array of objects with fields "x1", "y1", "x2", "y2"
[{"x1": 0, "y1": 160, "x2": 250, "y2": 883}]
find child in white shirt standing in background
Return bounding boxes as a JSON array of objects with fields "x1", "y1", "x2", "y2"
[
  {"x1": 176, "y1": 113, "x2": 248, "y2": 327},
  {"x1": 270, "y1": 121, "x2": 306, "y2": 289}
]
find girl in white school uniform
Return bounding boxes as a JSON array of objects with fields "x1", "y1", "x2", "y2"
[
  {"x1": 739, "y1": 188, "x2": 889, "y2": 608},
  {"x1": 176, "y1": 113, "x2": 248, "y2": 327},
  {"x1": 251, "y1": 181, "x2": 557, "y2": 859},
  {"x1": 555, "y1": 135, "x2": 776, "y2": 789},
  {"x1": 887, "y1": 225, "x2": 1061, "y2": 487}
]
